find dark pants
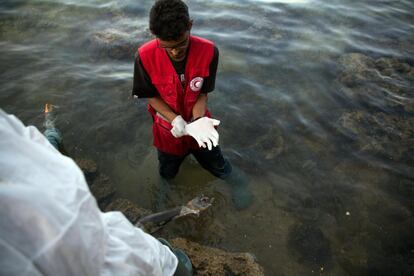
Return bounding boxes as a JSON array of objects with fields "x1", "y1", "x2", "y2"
[{"x1": 157, "y1": 146, "x2": 232, "y2": 180}]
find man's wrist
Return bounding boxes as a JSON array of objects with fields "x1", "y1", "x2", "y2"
[
  {"x1": 171, "y1": 115, "x2": 185, "y2": 125},
  {"x1": 191, "y1": 116, "x2": 202, "y2": 122}
]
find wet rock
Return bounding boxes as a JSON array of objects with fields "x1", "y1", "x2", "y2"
[
  {"x1": 409, "y1": 68, "x2": 414, "y2": 78},
  {"x1": 247, "y1": 16, "x2": 284, "y2": 41},
  {"x1": 375, "y1": 58, "x2": 411, "y2": 73},
  {"x1": 288, "y1": 223, "x2": 331, "y2": 269},
  {"x1": 338, "y1": 213, "x2": 414, "y2": 275},
  {"x1": 405, "y1": 101, "x2": 414, "y2": 113},
  {"x1": 74, "y1": 158, "x2": 97, "y2": 183},
  {"x1": 158, "y1": 206, "x2": 227, "y2": 246},
  {"x1": 170, "y1": 238, "x2": 264, "y2": 276},
  {"x1": 337, "y1": 111, "x2": 414, "y2": 161},
  {"x1": 90, "y1": 174, "x2": 116, "y2": 209},
  {"x1": 87, "y1": 28, "x2": 138, "y2": 60},
  {"x1": 0, "y1": 8, "x2": 60, "y2": 40},
  {"x1": 338, "y1": 53, "x2": 414, "y2": 112},
  {"x1": 199, "y1": 17, "x2": 251, "y2": 33},
  {"x1": 338, "y1": 53, "x2": 377, "y2": 86},
  {"x1": 224, "y1": 122, "x2": 285, "y2": 175},
  {"x1": 104, "y1": 198, "x2": 151, "y2": 224},
  {"x1": 252, "y1": 125, "x2": 285, "y2": 160}
]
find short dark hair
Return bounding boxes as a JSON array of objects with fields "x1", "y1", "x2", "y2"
[{"x1": 149, "y1": 0, "x2": 190, "y2": 41}]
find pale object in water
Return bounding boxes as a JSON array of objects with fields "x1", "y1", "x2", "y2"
[
  {"x1": 136, "y1": 196, "x2": 214, "y2": 233},
  {"x1": 43, "y1": 103, "x2": 62, "y2": 149}
]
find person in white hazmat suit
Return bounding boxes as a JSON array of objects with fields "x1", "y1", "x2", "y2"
[{"x1": 0, "y1": 109, "x2": 188, "y2": 276}]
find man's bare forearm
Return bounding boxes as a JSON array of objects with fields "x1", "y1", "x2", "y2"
[
  {"x1": 192, "y1": 93, "x2": 208, "y2": 120},
  {"x1": 148, "y1": 93, "x2": 208, "y2": 123},
  {"x1": 148, "y1": 96, "x2": 178, "y2": 122}
]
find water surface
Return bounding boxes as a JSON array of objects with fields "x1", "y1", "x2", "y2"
[{"x1": 1, "y1": 0, "x2": 413, "y2": 274}]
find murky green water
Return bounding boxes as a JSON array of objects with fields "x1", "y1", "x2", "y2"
[{"x1": 1, "y1": 0, "x2": 413, "y2": 274}]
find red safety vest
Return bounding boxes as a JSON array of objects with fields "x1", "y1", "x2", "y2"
[{"x1": 138, "y1": 36, "x2": 214, "y2": 156}]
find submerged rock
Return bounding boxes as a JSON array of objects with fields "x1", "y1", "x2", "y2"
[
  {"x1": 288, "y1": 223, "x2": 331, "y2": 270},
  {"x1": 170, "y1": 238, "x2": 264, "y2": 276},
  {"x1": 87, "y1": 28, "x2": 139, "y2": 60},
  {"x1": 104, "y1": 198, "x2": 151, "y2": 224},
  {"x1": 225, "y1": 120, "x2": 285, "y2": 173},
  {"x1": 337, "y1": 111, "x2": 414, "y2": 161},
  {"x1": 247, "y1": 16, "x2": 284, "y2": 42},
  {"x1": 90, "y1": 174, "x2": 116, "y2": 209},
  {"x1": 338, "y1": 53, "x2": 414, "y2": 112},
  {"x1": 251, "y1": 125, "x2": 285, "y2": 160},
  {"x1": 75, "y1": 158, "x2": 98, "y2": 183}
]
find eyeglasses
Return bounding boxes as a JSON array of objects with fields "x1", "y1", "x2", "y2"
[{"x1": 158, "y1": 33, "x2": 190, "y2": 51}]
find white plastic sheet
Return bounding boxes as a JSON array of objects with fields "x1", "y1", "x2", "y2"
[{"x1": 0, "y1": 109, "x2": 178, "y2": 276}]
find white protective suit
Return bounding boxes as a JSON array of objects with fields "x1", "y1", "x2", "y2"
[{"x1": 0, "y1": 109, "x2": 178, "y2": 276}]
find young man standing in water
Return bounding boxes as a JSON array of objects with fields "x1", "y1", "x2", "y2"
[{"x1": 132, "y1": 0, "x2": 251, "y2": 209}]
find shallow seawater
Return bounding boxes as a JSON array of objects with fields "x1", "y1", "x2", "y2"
[{"x1": 1, "y1": 0, "x2": 413, "y2": 274}]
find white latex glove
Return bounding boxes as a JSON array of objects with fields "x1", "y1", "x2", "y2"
[
  {"x1": 170, "y1": 115, "x2": 187, "y2": 138},
  {"x1": 185, "y1": 117, "x2": 220, "y2": 150}
]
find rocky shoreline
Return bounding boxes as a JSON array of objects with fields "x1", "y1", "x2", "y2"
[{"x1": 75, "y1": 158, "x2": 264, "y2": 275}]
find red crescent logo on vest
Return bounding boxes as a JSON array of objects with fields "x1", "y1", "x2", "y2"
[{"x1": 190, "y1": 77, "x2": 204, "y2": 92}]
